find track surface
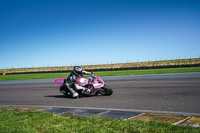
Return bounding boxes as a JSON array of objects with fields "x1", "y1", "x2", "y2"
[{"x1": 0, "y1": 72, "x2": 200, "y2": 114}]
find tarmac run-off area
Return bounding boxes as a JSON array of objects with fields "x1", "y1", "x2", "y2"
[{"x1": 0, "y1": 72, "x2": 200, "y2": 127}]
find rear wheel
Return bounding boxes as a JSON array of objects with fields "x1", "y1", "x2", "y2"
[
  {"x1": 100, "y1": 86, "x2": 113, "y2": 96},
  {"x1": 60, "y1": 85, "x2": 70, "y2": 95}
]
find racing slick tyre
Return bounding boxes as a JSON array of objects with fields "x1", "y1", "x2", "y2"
[
  {"x1": 100, "y1": 85, "x2": 113, "y2": 96},
  {"x1": 60, "y1": 85, "x2": 70, "y2": 96}
]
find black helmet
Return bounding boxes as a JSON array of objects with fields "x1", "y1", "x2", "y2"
[{"x1": 73, "y1": 66, "x2": 82, "y2": 74}]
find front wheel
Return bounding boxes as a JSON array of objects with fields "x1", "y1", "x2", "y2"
[{"x1": 99, "y1": 86, "x2": 113, "y2": 96}]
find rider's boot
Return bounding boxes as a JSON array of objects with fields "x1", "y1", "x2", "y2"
[
  {"x1": 68, "y1": 87, "x2": 79, "y2": 98},
  {"x1": 66, "y1": 82, "x2": 79, "y2": 98}
]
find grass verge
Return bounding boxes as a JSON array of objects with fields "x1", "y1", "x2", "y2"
[
  {"x1": 0, "y1": 109, "x2": 199, "y2": 133},
  {"x1": 1, "y1": 58, "x2": 200, "y2": 74},
  {"x1": 0, "y1": 67, "x2": 200, "y2": 81}
]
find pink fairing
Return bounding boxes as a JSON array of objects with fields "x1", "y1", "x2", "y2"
[
  {"x1": 55, "y1": 75, "x2": 104, "y2": 89},
  {"x1": 55, "y1": 78, "x2": 66, "y2": 86},
  {"x1": 77, "y1": 75, "x2": 104, "y2": 88}
]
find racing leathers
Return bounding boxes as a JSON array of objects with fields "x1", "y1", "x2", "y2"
[{"x1": 65, "y1": 70, "x2": 92, "y2": 98}]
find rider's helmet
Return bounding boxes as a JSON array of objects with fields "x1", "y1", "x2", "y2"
[{"x1": 73, "y1": 66, "x2": 82, "y2": 74}]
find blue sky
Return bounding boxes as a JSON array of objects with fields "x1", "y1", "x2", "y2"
[{"x1": 0, "y1": 0, "x2": 200, "y2": 69}]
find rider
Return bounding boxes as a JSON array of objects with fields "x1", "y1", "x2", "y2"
[{"x1": 64, "y1": 66, "x2": 92, "y2": 98}]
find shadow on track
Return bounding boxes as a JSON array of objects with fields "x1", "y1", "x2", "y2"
[
  {"x1": 44, "y1": 94, "x2": 101, "y2": 99},
  {"x1": 45, "y1": 95, "x2": 73, "y2": 99}
]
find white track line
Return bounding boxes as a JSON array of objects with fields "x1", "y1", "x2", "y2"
[{"x1": 1, "y1": 104, "x2": 200, "y2": 117}]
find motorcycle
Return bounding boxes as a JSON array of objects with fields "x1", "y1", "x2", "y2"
[{"x1": 55, "y1": 74, "x2": 113, "y2": 97}]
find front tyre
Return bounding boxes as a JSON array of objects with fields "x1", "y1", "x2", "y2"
[{"x1": 100, "y1": 86, "x2": 113, "y2": 96}]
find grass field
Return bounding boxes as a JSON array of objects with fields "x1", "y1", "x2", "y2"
[
  {"x1": 1, "y1": 58, "x2": 200, "y2": 74},
  {"x1": 0, "y1": 67, "x2": 200, "y2": 81},
  {"x1": 0, "y1": 109, "x2": 199, "y2": 133}
]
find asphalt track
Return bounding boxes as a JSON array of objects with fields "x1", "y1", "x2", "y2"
[{"x1": 0, "y1": 72, "x2": 200, "y2": 116}]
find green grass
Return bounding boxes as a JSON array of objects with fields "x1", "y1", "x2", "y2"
[
  {"x1": 0, "y1": 67, "x2": 200, "y2": 81},
  {"x1": 0, "y1": 109, "x2": 199, "y2": 133},
  {"x1": 0, "y1": 73, "x2": 68, "y2": 81},
  {"x1": 94, "y1": 67, "x2": 200, "y2": 76},
  {"x1": 1, "y1": 58, "x2": 200, "y2": 74}
]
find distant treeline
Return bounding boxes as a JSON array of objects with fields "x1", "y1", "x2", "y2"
[
  {"x1": 1, "y1": 58, "x2": 200, "y2": 75},
  {"x1": 1, "y1": 64, "x2": 200, "y2": 75}
]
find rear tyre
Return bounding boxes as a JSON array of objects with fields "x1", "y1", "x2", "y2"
[
  {"x1": 60, "y1": 85, "x2": 70, "y2": 95},
  {"x1": 100, "y1": 86, "x2": 113, "y2": 96}
]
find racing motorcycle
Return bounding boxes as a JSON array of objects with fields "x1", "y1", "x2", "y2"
[{"x1": 55, "y1": 74, "x2": 113, "y2": 97}]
